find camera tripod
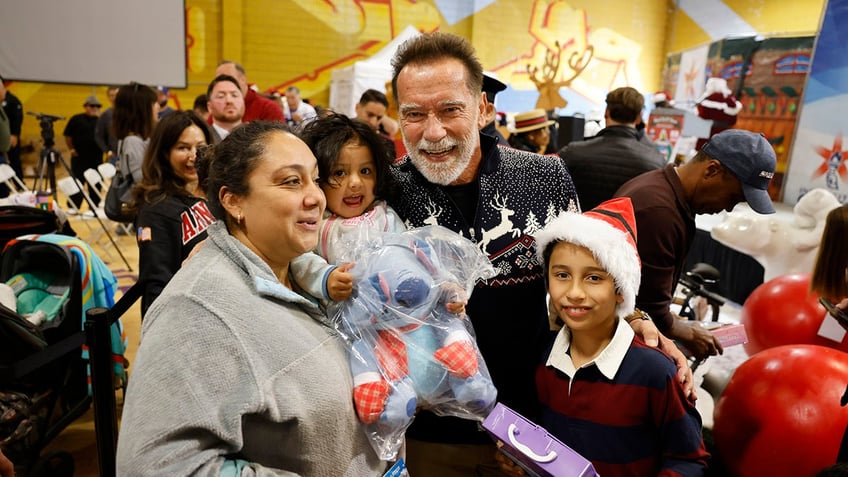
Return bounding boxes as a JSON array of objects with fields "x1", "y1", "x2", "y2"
[{"x1": 29, "y1": 112, "x2": 132, "y2": 271}]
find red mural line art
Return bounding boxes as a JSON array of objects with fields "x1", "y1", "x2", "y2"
[
  {"x1": 269, "y1": 52, "x2": 372, "y2": 93},
  {"x1": 263, "y1": 0, "x2": 441, "y2": 94},
  {"x1": 185, "y1": 15, "x2": 195, "y2": 70},
  {"x1": 185, "y1": 6, "x2": 207, "y2": 75},
  {"x1": 493, "y1": 2, "x2": 587, "y2": 78}
]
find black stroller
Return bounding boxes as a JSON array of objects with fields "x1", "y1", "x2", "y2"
[
  {"x1": 0, "y1": 234, "x2": 126, "y2": 476},
  {"x1": 0, "y1": 206, "x2": 64, "y2": 251}
]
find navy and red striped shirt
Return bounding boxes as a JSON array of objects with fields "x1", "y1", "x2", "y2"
[{"x1": 536, "y1": 321, "x2": 709, "y2": 476}]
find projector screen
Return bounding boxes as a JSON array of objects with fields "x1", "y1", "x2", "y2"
[{"x1": 0, "y1": 0, "x2": 186, "y2": 87}]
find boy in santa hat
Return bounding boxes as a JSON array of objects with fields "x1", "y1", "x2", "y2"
[{"x1": 531, "y1": 198, "x2": 709, "y2": 476}]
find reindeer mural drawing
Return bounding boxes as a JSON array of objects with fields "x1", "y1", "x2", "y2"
[
  {"x1": 479, "y1": 192, "x2": 522, "y2": 254},
  {"x1": 527, "y1": 40, "x2": 594, "y2": 111}
]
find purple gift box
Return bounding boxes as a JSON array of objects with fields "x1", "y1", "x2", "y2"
[{"x1": 482, "y1": 403, "x2": 599, "y2": 477}]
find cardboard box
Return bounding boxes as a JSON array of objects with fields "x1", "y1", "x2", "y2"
[{"x1": 482, "y1": 403, "x2": 599, "y2": 477}]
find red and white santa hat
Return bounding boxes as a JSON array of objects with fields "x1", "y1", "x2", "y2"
[
  {"x1": 535, "y1": 198, "x2": 641, "y2": 319},
  {"x1": 653, "y1": 91, "x2": 674, "y2": 106}
]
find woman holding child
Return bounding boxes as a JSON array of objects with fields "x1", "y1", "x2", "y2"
[{"x1": 116, "y1": 121, "x2": 386, "y2": 475}]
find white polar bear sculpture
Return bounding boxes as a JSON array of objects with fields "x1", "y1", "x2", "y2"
[{"x1": 711, "y1": 188, "x2": 841, "y2": 282}]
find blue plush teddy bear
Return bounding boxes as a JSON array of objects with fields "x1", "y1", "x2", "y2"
[{"x1": 332, "y1": 226, "x2": 498, "y2": 459}]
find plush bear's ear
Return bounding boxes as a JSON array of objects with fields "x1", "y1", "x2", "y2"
[
  {"x1": 370, "y1": 273, "x2": 391, "y2": 304},
  {"x1": 410, "y1": 238, "x2": 438, "y2": 275}
]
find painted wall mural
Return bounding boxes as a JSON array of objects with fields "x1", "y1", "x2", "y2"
[
  {"x1": 678, "y1": 35, "x2": 815, "y2": 201},
  {"x1": 4, "y1": 0, "x2": 825, "y2": 184}
]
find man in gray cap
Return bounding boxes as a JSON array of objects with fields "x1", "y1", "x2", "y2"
[
  {"x1": 63, "y1": 94, "x2": 103, "y2": 208},
  {"x1": 614, "y1": 129, "x2": 777, "y2": 361}
]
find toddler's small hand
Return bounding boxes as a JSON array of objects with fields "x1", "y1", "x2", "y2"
[
  {"x1": 494, "y1": 451, "x2": 527, "y2": 476},
  {"x1": 328, "y1": 262, "x2": 355, "y2": 302},
  {"x1": 446, "y1": 301, "x2": 466, "y2": 316}
]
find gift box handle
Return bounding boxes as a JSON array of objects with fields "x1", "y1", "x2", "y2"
[{"x1": 507, "y1": 424, "x2": 557, "y2": 463}]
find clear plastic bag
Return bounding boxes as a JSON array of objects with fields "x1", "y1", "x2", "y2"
[{"x1": 329, "y1": 225, "x2": 498, "y2": 460}]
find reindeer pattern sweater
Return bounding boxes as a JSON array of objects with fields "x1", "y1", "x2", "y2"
[{"x1": 389, "y1": 133, "x2": 580, "y2": 444}]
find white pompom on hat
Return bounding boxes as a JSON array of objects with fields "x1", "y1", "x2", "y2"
[
  {"x1": 535, "y1": 198, "x2": 641, "y2": 319},
  {"x1": 653, "y1": 91, "x2": 674, "y2": 106}
]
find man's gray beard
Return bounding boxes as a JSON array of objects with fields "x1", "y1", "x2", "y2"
[{"x1": 403, "y1": 134, "x2": 475, "y2": 186}]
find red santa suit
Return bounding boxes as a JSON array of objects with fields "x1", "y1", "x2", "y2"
[{"x1": 696, "y1": 77, "x2": 742, "y2": 149}]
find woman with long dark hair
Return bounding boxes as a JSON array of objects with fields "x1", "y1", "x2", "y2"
[
  {"x1": 112, "y1": 82, "x2": 158, "y2": 184},
  {"x1": 131, "y1": 111, "x2": 214, "y2": 316},
  {"x1": 811, "y1": 204, "x2": 848, "y2": 309}
]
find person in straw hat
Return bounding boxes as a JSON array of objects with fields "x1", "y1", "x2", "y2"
[{"x1": 508, "y1": 108, "x2": 555, "y2": 154}]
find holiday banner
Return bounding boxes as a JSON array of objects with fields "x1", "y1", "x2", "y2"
[{"x1": 783, "y1": 0, "x2": 848, "y2": 205}]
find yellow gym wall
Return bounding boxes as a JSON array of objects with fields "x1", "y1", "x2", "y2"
[
  {"x1": 8, "y1": 0, "x2": 827, "y2": 175},
  {"x1": 667, "y1": 0, "x2": 825, "y2": 54}
]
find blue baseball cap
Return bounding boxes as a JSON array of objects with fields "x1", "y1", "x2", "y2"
[{"x1": 702, "y1": 129, "x2": 777, "y2": 214}]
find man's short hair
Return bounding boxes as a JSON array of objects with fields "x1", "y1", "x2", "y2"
[
  {"x1": 207, "y1": 74, "x2": 241, "y2": 97},
  {"x1": 390, "y1": 32, "x2": 483, "y2": 104},
  {"x1": 218, "y1": 60, "x2": 246, "y2": 77},
  {"x1": 285, "y1": 86, "x2": 301, "y2": 95},
  {"x1": 606, "y1": 87, "x2": 644, "y2": 124},
  {"x1": 193, "y1": 94, "x2": 209, "y2": 113},
  {"x1": 359, "y1": 89, "x2": 389, "y2": 108}
]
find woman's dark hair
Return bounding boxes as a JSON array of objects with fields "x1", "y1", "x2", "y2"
[
  {"x1": 508, "y1": 130, "x2": 545, "y2": 154},
  {"x1": 358, "y1": 89, "x2": 389, "y2": 108},
  {"x1": 811, "y1": 204, "x2": 848, "y2": 301},
  {"x1": 297, "y1": 112, "x2": 396, "y2": 202},
  {"x1": 130, "y1": 111, "x2": 212, "y2": 209},
  {"x1": 197, "y1": 121, "x2": 290, "y2": 222},
  {"x1": 112, "y1": 82, "x2": 157, "y2": 140}
]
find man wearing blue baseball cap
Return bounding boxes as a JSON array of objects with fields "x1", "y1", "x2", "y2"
[{"x1": 615, "y1": 129, "x2": 777, "y2": 361}]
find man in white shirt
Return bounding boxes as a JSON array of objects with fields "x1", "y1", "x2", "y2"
[
  {"x1": 283, "y1": 86, "x2": 316, "y2": 130},
  {"x1": 207, "y1": 75, "x2": 245, "y2": 144}
]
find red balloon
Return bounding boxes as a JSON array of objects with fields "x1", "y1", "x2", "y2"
[
  {"x1": 740, "y1": 273, "x2": 848, "y2": 355},
  {"x1": 713, "y1": 345, "x2": 848, "y2": 476}
]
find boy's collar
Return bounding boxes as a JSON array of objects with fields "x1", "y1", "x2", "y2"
[{"x1": 545, "y1": 318, "x2": 634, "y2": 379}]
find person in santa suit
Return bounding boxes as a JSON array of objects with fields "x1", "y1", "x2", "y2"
[{"x1": 696, "y1": 77, "x2": 742, "y2": 149}]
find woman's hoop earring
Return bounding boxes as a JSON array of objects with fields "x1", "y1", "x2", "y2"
[{"x1": 237, "y1": 212, "x2": 243, "y2": 225}]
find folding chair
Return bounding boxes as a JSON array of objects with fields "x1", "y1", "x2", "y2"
[
  {"x1": 83, "y1": 168, "x2": 132, "y2": 237},
  {"x1": 96, "y1": 163, "x2": 117, "y2": 183},
  {"x1": 56, "y1": 177, "x2": 95, "y2": 224},
  {"x1": 0, "y1": 163, "x2": 30, "y2": 195},
  {"x1": 55, "y1": 176, "x2": 132, "y2": 270}
]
